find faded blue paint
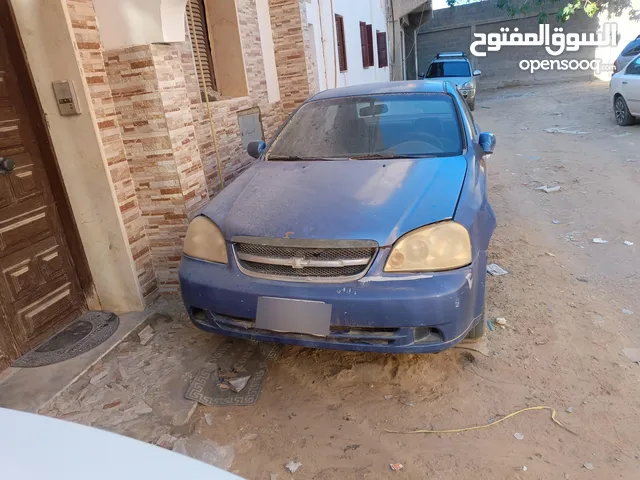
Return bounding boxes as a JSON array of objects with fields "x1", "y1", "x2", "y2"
[
  {"x1": 180, "y1": 80, "x2": 496, "y2": 354},
  {"x1": 202, "y1": 157, "x2": 467, "y2": 246}
]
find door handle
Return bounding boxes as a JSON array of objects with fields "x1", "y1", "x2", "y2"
[
  {"x1": 0, "y1": 157, "x2": 15, "y2": 173},
  {"x1": 622, "y1": 81, "x2": 628, "y2": 84}
]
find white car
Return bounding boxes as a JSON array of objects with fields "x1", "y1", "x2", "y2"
[
  {"x1": 610, "y1": 53, "x2": 640, "y2": 126},
  {"x1": 0, "y1": 408, "x2": 241, "y2": 480}
]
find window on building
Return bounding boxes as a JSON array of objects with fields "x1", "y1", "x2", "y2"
[
  {"x1": 185, "y1": 0, "x2": 248, "y2": 100},
  {"x1": 335, "y1": 15, "x2": 347, "y2": 72},
  {"x1": 376, "y1": 31, "x2": 388, "y2": 68},
  {"x1": 366, "y1": 24, "x2": 374, "y2": 67},
  {"x1": 359, "y1": 22, "x2": 374, "y2": 68},
  {"x1": 186, "y1": 0, "x2": 216, "y2": 100}
]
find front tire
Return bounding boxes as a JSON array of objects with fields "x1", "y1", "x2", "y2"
[
  {"x1": 614, "y1": 95, "x2": 635, "y2": 126},
  {"x1": 466, "y1": 309, "x2": 486, "y2": 339}
]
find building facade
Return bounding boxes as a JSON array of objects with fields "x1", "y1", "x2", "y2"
[
  {"x1": 306, "y1": 0, "x2": 392, "y2": 90},
  {"x1": 0, "y1": 0, "x2": 344, "y2": 368}
]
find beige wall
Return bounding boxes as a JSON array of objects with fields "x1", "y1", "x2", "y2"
[
  {"x1": 92, "y1": 0, "x2": 188, "y2": 49},
  {"x1": 10, "y1": 0, "x2": 144, "y2": 313}
]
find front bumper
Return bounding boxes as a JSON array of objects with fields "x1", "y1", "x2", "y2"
[{"x1": 179, "y1": 251, "x2": 488, "y2": 354}]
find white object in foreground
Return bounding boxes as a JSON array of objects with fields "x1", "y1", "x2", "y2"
[
  {"x1": 0, "y1": 408, "x2": 242, "y2": 480},
  {"x1": 592, "y1": 238, "x2": 608, "y2": 244},
  {"x1": 286, "y1": 461, "x2": 303, "y2": 473},
  {"x1": 544, "y1": 127, "x2": 589, "y2": 135},
  {"x1": 534, "y1": 185, "x2": 561, "y2": 193},
  {"x1": 487, "y1": 263, "x2": 509, "y2": 276}
]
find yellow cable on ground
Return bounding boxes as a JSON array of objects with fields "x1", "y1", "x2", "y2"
[{"x1": 385, "y1": 406, "x2": 577, "y2": 436}]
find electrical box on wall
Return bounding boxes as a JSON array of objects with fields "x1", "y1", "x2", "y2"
[
  {"x1": 52, "y1": 80, "x2": 81, "y2": 116},
  {"x1": 237, "y1": 108, "x2": 264, "y2": 149}
]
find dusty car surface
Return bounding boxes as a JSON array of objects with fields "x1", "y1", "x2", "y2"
[
  {"x1": 179, "y1": 81, "x2": 496, "y2": 354},
  {"x1": 610, "y1": 53, "x2": 640, "y2": 125}
]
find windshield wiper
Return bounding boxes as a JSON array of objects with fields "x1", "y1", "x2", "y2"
[
  {"x1": 349, "y1": 153, "x2": 435, "y2": 160},
  {"x1": 267, "y1": 155, "x2": 341, "y2": 161}
]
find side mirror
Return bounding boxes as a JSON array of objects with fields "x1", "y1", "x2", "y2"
[
  {"x1": 478, "y1": 132, "x2": 496, "y2": 154},
  {"x1": 473, "y1": 69, "x2": 482, "y2": 76},
  {"x1": 247, "y1": 140, "x2": 266, "y2": 159}
]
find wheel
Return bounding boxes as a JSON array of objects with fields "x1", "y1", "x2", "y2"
[
  {"x1": 614, "y1": 95, "x2": 635, "y2": 126},
  {"x1": 466, "y1": 309, "x2": 486, "y2": 339},
  {"x1": 468, "y1": 100, "x2": 475, "y2": 111}
]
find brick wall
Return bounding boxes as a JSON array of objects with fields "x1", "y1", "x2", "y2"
[
  {"x1": 298, "y1": 0, "x2": 317, "y2": 99},
  {"x1": 67, "y1": 0, "x2": 314, "y2": 295},
  {"x1": 105, "y1": 44, "x2": 210, "y2": 293},
  {"x1": 416, "y1": 1, "x2": 599, "y2": 88},
  {"x1": 270, "y1": 0, "x2": 316, "y2": 115},
  {"x1": 66, "y1": 0, "x2": 158, "y2": 303},
  {"x1": 150, "y1": 45, "x2": 209, "y2": 217},
  {"x1": 183, "y1": 0, "x2": 285, "y2": 196}
]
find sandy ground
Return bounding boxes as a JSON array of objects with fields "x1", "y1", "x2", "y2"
[{"x1": 42, "y1": 81, "x2": 640, "y2": 479}]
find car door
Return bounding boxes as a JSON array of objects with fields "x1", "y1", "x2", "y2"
[{"x1": 621, "y1": 56, "x2": 640, "y2": 115}]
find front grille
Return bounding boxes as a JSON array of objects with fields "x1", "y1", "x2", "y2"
[
  {"x1": 233, "y1": 239, "x2": 377, "y2": 282},
  {"x1": 240, "y1": 261, "x2": 366, "y2": 278}
]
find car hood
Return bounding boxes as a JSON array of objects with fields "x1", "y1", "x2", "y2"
[{"x1": 203, "y1": 157, "x2": 468, "y2": 246}]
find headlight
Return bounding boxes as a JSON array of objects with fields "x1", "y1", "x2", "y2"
[
  {"x1": 461, "y1": 81, "x2": 474, "y2": 90},
  {"x1": 183, "y1": 216, "x2": 228, "y2": 264},
  {"x1": 384, "y1": 222, "x2": 472, "y2": 272}
]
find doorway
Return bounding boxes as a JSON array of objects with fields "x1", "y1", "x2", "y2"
[{"x1": 0, "y1": 7, "x2": 89, "y2": 369}]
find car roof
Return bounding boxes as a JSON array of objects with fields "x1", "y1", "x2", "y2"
[
  {"x1": 432, "y1": 58, "x2": 469, "y2": 63},
  {"x1": 308, "y1": 81, "x2": 451, "y2": 102}
]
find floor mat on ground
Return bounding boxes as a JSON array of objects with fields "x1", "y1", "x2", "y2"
[
  {"x1": 184, "y1": 338, "x2": 281, "y2": 406},
  {"x1": 12, "y1": 311, "x2": 119, "y2": 368}
]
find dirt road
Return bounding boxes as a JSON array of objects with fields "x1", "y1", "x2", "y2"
[
  {"x1": 195, "y1": 81, "x2": 640, "y2": 479},
  {"x1": 42, "y1": 81, "x2": 640, "y2": 479}
]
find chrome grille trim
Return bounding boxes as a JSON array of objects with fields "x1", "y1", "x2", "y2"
[
  {"x1": 232, "y1": 238, "x2": 378, "y2": 283},
  {"x1": 236, "y1": 251, "x2": 371, "y2": 268},
  {"x1": 231, "y1": 236, "x2": 378, "y2": 249}
]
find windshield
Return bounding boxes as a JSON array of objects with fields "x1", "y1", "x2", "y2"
[
  {"x1": 267, "y1": 93, "x2": 463, "y2": 160},
  {"x1": 426, "y1": 61, "x2": 471, "y2": 78}
]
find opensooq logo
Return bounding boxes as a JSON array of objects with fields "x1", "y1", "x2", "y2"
[{"x1": 470, "y1": 23, "x2": 618, "y2": 57}]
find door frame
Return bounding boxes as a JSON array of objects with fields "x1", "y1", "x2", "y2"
[{"x1": 0, "y1": 3, "x2": 94, "y2": 303}]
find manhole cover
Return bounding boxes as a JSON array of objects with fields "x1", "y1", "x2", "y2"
[{"x1": 12, "y1": 311, "x2": 119, "y2": 368}]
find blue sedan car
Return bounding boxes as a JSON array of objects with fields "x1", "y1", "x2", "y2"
[{"x1": 179, "y1": 80, "x2": 496, "y2": 353}]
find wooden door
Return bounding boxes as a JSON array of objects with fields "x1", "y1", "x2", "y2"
[{"x1": 0, "y1": 20, "x2": 86, "y2": 368}]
